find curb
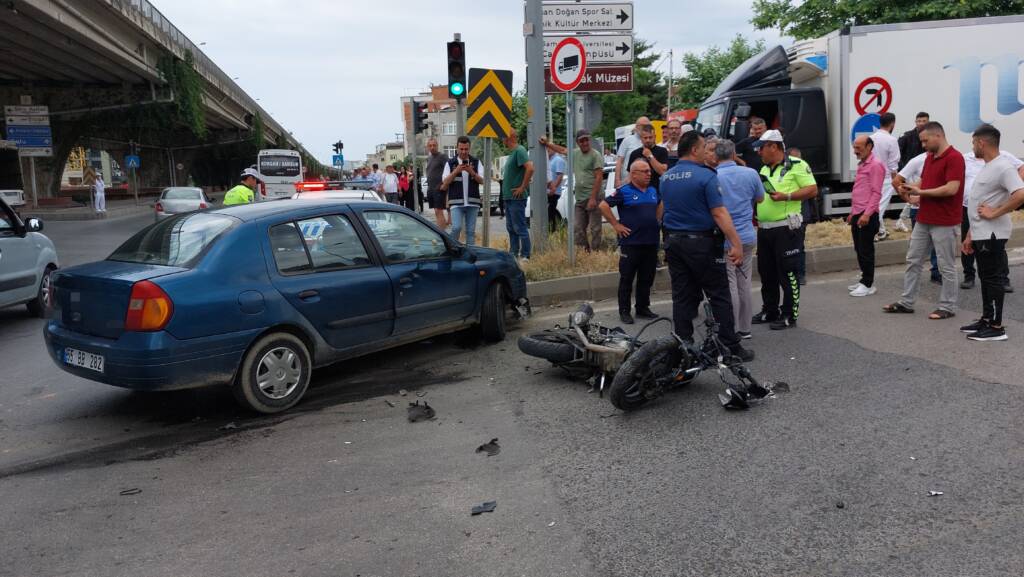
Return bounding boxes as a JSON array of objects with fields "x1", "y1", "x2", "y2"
[
  {"x1": 527, "y1": 224, "x2": 1024, "y2": 307},
  {"x1": 22, "y1": 204, "x2": 154, "y2": 222}
]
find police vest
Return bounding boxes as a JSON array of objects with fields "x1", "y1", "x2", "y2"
[
  {"x1": 446, "y1": 155, "x2": 482, "y2": 207},
  {"x1": 223, "y1": 184, "x2": 254, "y2": 206}
]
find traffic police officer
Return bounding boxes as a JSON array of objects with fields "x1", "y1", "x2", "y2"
[
  {"x1": 224, "y1": 167, "x2": 262, "y2": 206},
  {"x1": 751, "y1": 130, "x2": 818, "y2": 329},
  {"x1": 661, "y1": 130, "x2": 754, "y2": 361}
]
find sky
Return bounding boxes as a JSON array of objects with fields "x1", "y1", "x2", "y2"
[{"x1": 155, "y1": 0, "x2": 783, "y2": 164}]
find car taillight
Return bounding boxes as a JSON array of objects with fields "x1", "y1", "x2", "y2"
[
  {"x1": 155, "y1": 201, "x2": 164, "y2": 212},
  {"x1": 199, "y1": 202, "x2": 208, "y2": 209},
  {"x1": 124, "y1": 280, "x2": 173, "y2": 332}
]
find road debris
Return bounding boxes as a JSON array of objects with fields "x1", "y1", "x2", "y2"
[
  {"x1": 384, "y1": 400, "x2": 396, "y2": 408},
  {"x1": 219, "y1": 422, "x2": 238, "y2": 431},
  {"x1": 416, "y1": 391, "x2": 428, "y2": 398},
  {"x1": 407, "y1": 401, "x2": 436, "y2": 422},
  {"x1": 476, "y1": 438, "x2": 500, "y2": 456},
  {"x1": 399, "y1": 389, "x2": 408, "y2": 396},
  {"x1": 548, "y1": 521, "x2": 556, "y2": 527},
  {"x1": 835, "y1": 501, "x2": 845, "y2": 509},
  {"x1": 928, "y1": 491, "x2": 944, "y2": 497},
  {"x1": 471, "y1": 500, "x2": 497, "y2": 515},
  {"x1": 119, "y1": 488, "x2": 142, "y2": 496}
]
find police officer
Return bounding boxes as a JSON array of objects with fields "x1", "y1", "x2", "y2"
[
  {"x1": 223, "y1": 167, "x2": 262, "y2": 206},
  {"x1": 751, "y1": 130, "x2": 818, "y2": 329},
  {"x1": 661, "y1": 130, "x2": 754, "y2": 361}
]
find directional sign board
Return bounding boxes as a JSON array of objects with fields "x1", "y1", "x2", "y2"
[
  {"x1": 4, "y1": 105, "x2": 52, "y2": 157},
  {"x1": 542, "y1": 1, "x2": 633, "y2": 33},
  {"x1": 549, "y1": 38, "x2": 588, "y2": 92},
  {"x1": 544, "y1": 65, "x2": 633, "y2": 94},
  {"x1": 467, "y1": 68, "x2": 514, "y2": 139},
  {"x1": 543, "y1": 34, "x2": 633, "y2": 64}
]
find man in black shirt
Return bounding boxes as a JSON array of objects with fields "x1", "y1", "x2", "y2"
[
  {"x1": 424, "y1": 137, "x2": 449, "y2": 229},
  {"x1": 735, "y1": 116, "x2": 767, "y2": 171},
  {"x1": 627, "y1": 124, "x2": 669, "y2": 192},
  {"x1": 898, "y1": 111, "x2": 929, "y2": 169}
]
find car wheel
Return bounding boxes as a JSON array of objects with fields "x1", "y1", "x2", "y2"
[
  {"x1": 232, "y1": 333, "x2": 311, "y2": 414},
  {"x1": 480, "y1": 283, "x2": 506, "y2": 342},
  {"x1": 26, "y1": 265, "x2": 55, "y2": 318}
]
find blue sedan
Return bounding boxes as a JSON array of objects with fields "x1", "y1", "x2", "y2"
[{"x1": 44, "y1": 200, "x2": 530, "y2": 413}]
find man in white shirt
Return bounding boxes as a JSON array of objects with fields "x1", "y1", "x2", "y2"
[
  {"x1": 93, "y1": 173, "x2": 106, "y2": 213},
  {"x1": 960, "y1": 123, "x2": 1024, "y2": 342},
  {"x1": 959, "y1": 146, "x2": 1024, "y2": 290},
  {"x1": 382, "y1": 165, "x2": 400, "y2": 204},
  {"x1": 871, "y1": 112, "x2": 901, "y2": 240},
  {"x1": 614, "y1": 116, "x2": 651, "y2": 188}
]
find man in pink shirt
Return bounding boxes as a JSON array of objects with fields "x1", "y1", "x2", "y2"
[{"x1": 848, "y1": 135, "x2": 885, "y2": 297}]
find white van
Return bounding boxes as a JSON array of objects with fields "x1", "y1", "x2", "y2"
[{"x1": 256, "y1": 149, "x2": 302, "y2": 200}]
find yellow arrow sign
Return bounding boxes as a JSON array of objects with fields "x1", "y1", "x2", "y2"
[
  {"x1": 467, "y1": 99, "x2": 512, "y2": 139},
  {"x1": 468, "y1": 70, "x2": 512, "y2": 107},
  {"x1": 467, "y1": 68, "x2": 513, "y2": 139}
]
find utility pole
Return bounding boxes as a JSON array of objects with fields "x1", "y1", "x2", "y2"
[
  {"x1": 524, "y1": 0, "x2": 548, "y2": 249},
  {"x1": 667, "y1": 49, "x2": 673, "y2": 115}
]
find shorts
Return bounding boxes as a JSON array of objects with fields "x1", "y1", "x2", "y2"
[{"x1": 428, "y1": 190, "x2": 448, "y2": 209}]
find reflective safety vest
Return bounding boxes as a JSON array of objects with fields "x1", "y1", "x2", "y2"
[{"x1": 223, "y1": 184, "x2": 254, "y2": 206}]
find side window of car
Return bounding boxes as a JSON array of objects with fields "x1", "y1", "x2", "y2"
[
  {"x1": 296, "y1": 214, "x2": 372, "y2": 269},
  {"x1": 363, "y1": 211, "x2": 447, "y2": 262},
  {"x1": 269, "y1": 222, "x2": 312, "y2": 273},
  {"x1": 0, "y1": 203, "x2": 15, "y2": 234}
]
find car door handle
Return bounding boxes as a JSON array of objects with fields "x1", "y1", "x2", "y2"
[
  {"x1": 298, "y1": 289, "x2": 319, "y2": 301},
  {"x1": 399, "y1": 276, "x2": 414, "y2": 287}
]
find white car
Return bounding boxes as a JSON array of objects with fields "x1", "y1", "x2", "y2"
[
  {"x1": 0, "y1": 196, "x2": 59, "y2": 317},
  {"x1": 155, "y1": 187, "x2": 211, "y2": 221}
]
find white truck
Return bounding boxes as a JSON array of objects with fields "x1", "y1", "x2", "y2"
[{"x1": 696, "y1": 14, "x2": 1024, "y2": 219}]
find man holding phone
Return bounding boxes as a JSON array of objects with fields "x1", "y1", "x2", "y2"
[{"x1": 440, "y1": 136, "x2": 484, "y2": 245}]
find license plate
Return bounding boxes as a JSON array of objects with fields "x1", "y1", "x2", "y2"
[{"x1": 63, "y1": 348, "x2": 104, "y2": 373}]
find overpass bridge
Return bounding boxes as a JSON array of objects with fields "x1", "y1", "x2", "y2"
[{"x1": 0, "y1": 0, "x2": 332, "y2": 203}]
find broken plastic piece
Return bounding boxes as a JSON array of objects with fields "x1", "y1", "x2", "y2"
[
  {"x1": 928, "y1": 491, "x2": 944, "y2": 497},
  {"x1": 399, "y1": 389, "x2": 408, "y2": 396},
  {"x1": 407, "y1": 401, "x2": 436, "y2": 422},
  {"x1": 719, "y1": 387, "x2": 750, "y2": 410},
  {"x1": 476, "y1": 438, "x2": 500, "y2": 456},
  {"x1": 471, "y1": 500, "x2": 497, "y2": 515},
  {"x1": 219, "y1": 422, "x2": 238, "y2": 431},
  {"x1": 119, "y1": 488, "x2": 142, "y2": 496},
  {"x1": 835, "y1": 501, "x2": 845, "y2": 509}
]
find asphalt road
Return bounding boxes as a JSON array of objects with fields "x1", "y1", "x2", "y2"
[{"x1": 2, "y1": 213, "x2": 1023, "y2": 576}]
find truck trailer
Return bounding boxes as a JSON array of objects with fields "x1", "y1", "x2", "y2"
[{"x1": 696, "y1": 14, "x2": 1024, "y2": 219}]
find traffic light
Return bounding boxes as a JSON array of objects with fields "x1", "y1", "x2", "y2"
[
  {"x1": 447, "y1": 41, "x2": 466, "y2": 99},
  {"x1": 413, "y1": 101, "x2": 429, "y2": 135},
  {"x1": 332, "y1": 141, "x2": 343, "y2": 154}
]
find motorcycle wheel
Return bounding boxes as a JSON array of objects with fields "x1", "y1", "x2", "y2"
[
  {"x1": 517, "y1": 330, "x2": 580, "y2": 364},
  {"x1": 608, "y1": 335, "x2": 683, "y2": 411}
]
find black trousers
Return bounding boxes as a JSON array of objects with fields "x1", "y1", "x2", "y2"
[
  {"x1": 961, "y1": 206, "x2": 976, "y2": 280},
  {"x1": 851, "y1": 213, "x2": 880, "y2": 287},
  {"x1": 756, "y1": 225, "x2": 802, "y2": 320},
  {"x1": 973, "y1": 236, "x2": 1008, "y2": 325},
  {"x1": 665, "y1": 235, "x2": 739, "y2": 347},
  {"x1": 618, "y1": 244, "x2": 658, "y2": 314},
  {"x1": 548, "y1": 194, "x2": 562, "y2": 232}
]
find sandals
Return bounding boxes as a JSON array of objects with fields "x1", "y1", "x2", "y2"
[
  {"x1": 928, "y1": 309, "x2": 955, "y2": 320},
  {"x1": 882, "y1": 303, "x2": 914, "y2": 314}
]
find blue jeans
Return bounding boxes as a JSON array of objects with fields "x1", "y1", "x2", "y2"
[
  {"x1": 504, "y1": 199, "x2": 531, "y2": 258},
  {"x1": 449, "y1": 205, "x2": 478, "y2": 245}
]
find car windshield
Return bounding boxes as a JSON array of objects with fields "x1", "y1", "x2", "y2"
[
  {"x1": 163, "y1": 188, "x2": 203, "y2": 200},
  {"x1": 695, "y1": 103, "x2": 724, "y2": 134},
  {"x1": 108, "y1": 213, "x2": 237, "y2": 267}
]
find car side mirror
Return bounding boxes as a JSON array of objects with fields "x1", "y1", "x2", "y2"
[{"x1": 24, "y1": 217, "x2": 43, "y2": 232}]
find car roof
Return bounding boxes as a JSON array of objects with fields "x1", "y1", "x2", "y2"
[{"x1": 210, "y1": 199, "x2": 395, "y2": 222}]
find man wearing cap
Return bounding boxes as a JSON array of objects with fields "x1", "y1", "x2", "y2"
[
  {"x1": 751, "y1": 129, "x2": 818, "y2": 330},
  {"x1": 224, "y1": 168, "x2": 261, "y2": 206},
  {"x1": 540, "y1": 129, "x2": 606, "y2": 252},
  {"x1": 660, "y1": 130, "x2": 754, "y2": 361}
]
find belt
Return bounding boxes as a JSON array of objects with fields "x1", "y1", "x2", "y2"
[
  {"x1": 758, "y1": 219, "x2": 791, "y2": 230},
  {"x1": 664, "y1": 229, "x2": 716, "y2": 238}
]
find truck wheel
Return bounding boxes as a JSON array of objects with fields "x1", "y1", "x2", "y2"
[
  {"x1": 517, "y1": 330, "x2": 579, "y2": 363},
  {"x1": 26, "y1": 266, "x2": 55, "y2": 318},
  {"x1": 608, "y1": 336, "x2": 681, "y2": 411},
  {"x1": 480, "y1": 283, "x2": 506, "y2": 342},
  {"x1": 232, "y1": 333, "x2": 311, "y2": 414}
]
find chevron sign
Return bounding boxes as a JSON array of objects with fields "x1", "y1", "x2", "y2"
[{"x1": 466, "y1": 68, "x2": 513, "y2": 139}]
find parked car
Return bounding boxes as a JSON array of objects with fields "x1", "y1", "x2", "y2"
[
  {"x1": 155, "y1": 187, "x2": 210, "y2": 221},
  {"x1": 45, "y1": 200, "x2": 530, "y2": 413},
  {"x1": 0, "y1": 196, "x2": 58, "y2": 316}
]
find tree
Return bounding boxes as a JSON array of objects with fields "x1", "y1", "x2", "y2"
[
  {"x1": 752, "y1": 0, "x2": 1024, "y2": 40},
  {"x1": 592, "y1": 39, "x2": 665, "y2": 145},
  {"x1": 674, "y1": 35, "x2": 766, "y2": 108}
]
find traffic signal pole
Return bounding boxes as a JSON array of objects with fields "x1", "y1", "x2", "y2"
[{"x1": 524, "y1": 0, "x2": 548, "y2": 251}]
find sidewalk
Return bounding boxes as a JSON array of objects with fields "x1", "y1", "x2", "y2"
[{"x1": 20, "y1": 193, "x2": 225, "y2": 222}]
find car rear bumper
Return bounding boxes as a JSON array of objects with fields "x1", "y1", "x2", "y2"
[{"x1": 44, "y1": 322, "x2": 262, "y2": 391}]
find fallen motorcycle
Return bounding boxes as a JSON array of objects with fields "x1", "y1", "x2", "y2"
[
  {"x1": 607, "y1": 301, "x2": 788, "y2": 411},
  {"x1": 518, "y1": 303, "x2": 658, "y2": 394}
]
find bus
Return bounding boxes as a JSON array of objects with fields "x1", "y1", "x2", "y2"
[{"x1": 256, "y1": 149, "x2": 302, "y2": 200}]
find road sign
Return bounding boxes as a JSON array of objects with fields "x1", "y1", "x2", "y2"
[
  {"x1": 125, "y1": 155, "x2": 141, "y2": 169},
  {"x1": 851, "y1": 113, "x2": 882, "y2": 143},
  {"x1": 467, "y1": 68, "x2": 514, "y2": 139},
  {"x1": 549, "y1": 37, "x2": 587, "y2": 92},
  {"x1": 544, "y1": 64, "x2": 633, "y2": 94},
  {"x1": 543, "y1": 34, "x2": 633, "y2": 64},
  {"x1": 854, "y1": 76, "x2": 892, "y2": 116},
  {"x1": 332, "y1": 154, "x2": 344, "y2": 167},
  {"x1": 4, "y1": 105, "x2": 52, "y2": 157},
  {"x1": 3, "y1": 105, "x2": 48, "y2": 115},
  {"x1": 541, "y1": 1, "x2": 633, "y2": 33},
  {"x1": 5, "y1": 115, "x2": 50, "y2": 126}
]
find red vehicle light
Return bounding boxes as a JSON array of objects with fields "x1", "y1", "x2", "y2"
[
  {"x1": 155, "y1": 201, "x2": 164, "y2": 212},
  {"x1": 260, "y1": 182, "x2": 267, "y2": 198},
  {"x1": 124, "y1": 280, "x2": 174, "y2": 332},
  {"x1": 199, "y1": 202, "x2": 208, "y2": 209},
  {"x1": 296, "y1": 181, "x2": 327, "y2": 192}
]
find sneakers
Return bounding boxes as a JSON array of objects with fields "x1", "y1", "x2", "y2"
[
  {"x1": 751, "y1": 311, "x2": 779, "y2": 325},
  {"x1": 729, "y1": 344, "x2": 756, "y2": 362},
  {"x1": 619, "y1": 312, "x2": 635, "y2": 325},
  {"x1": 967, "y1": 325, "x2": 1008, "y2": 342},
  {"x1": 875, "y1": 229, "x2": 889, "y2": 242},
  {"x1": 894, "y1": 219, "x2": 910, "y2": 233},
  {"x1": 960, "y1": 277, "x2": 975, "y2": 290},
  {"x1": 770, "y1": 317, "x2": 797, "y2": 330},
  {"x1": 849, "y1": 283, "x2": 877, "y2": 297},
  {"x1": 736, "y1": 331, "x2": 752, "y2": 340},
  {"x1": 960, "y1": 319, "x2": 990, "y2": 334},
  {"x1": 635, "y1": 308, "x2": 658, "y2": 320}
]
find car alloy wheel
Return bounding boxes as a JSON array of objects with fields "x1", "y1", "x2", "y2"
[
  {"x1": 256, "y1": 346, "x2": 303, "y2": 400},
  {"x1": 233, "y1": 332, "x2": 311, "y2": 413}
]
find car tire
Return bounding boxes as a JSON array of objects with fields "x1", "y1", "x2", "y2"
[
  {"x1": 480, "y1": 283, "x2": 506, "y2": 343},
  {"x1": 26, "y1": 265, "x2": 55, "y2": 318},
  {"x1": 232, "y1": 332, "x2": 311, "y2": 414}
]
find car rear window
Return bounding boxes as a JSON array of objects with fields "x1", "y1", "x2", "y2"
[
  {"x1": 163, "y1": 188, "x2": 203, "y2": 200},
  {"x1": 108, "y1": 213, "x2": 237, "y2": 267}
]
